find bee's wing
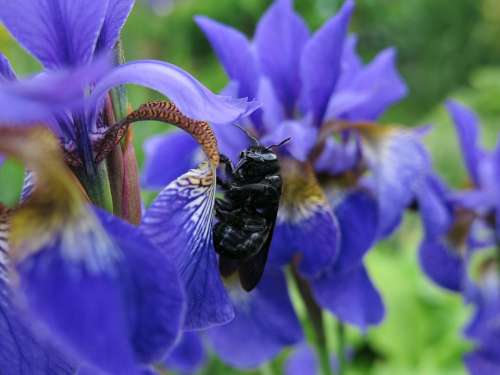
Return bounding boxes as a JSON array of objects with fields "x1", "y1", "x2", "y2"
[{"x1": 238, "y1": 218, "x2": 276, "y2": 292}]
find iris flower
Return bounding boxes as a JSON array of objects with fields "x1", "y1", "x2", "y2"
[
  {"x1": 143, "y1": 0, "x2": 426, "y2": 331},
  {"x1": 0, "y1": 0, "x2": 255, "y2": 373},
  {"x1": 416, "y1": 101, "x2": 500, "y2": 374}
]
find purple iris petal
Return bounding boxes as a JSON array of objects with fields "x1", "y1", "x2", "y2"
[
  {"x1": 89, "y1": 60, "x2": 258, "y2": 130},
  {"x1": 362, "y1": 129, "x2": 430, "y2": 236},
  {"x1": 270, "y1": 206, "x2": 339, "y2": 278},
  {"x1": 163, "y1": 332, "x2": 206, "y2": 374},
  {"x1": 0, "y1": 219, "x2": 76, "y2": 374},
  {"x1": 207, "y1": 269, "x2": 303, "y2": 369},
  {"x1": 0, "y1": 53, "x2": 16, "y2": 82},
  {"x1": 95, "y1": 0, "x2": 135, "y2": 53},
  {"x1": 336, "y1": 35, "x2": 363, "y2": 90},
  {"x1": 285, "y1": 344, "x2": 318, "y2": 375},
  {"x1": 261, "y1": 120, "x2": 318, "y2": 162},
  {"x1": 142, "y1": 131, "x2": 199, "y2": 189},
  {"x1": 415, "y1": 175, "x2": 451, "y2": 239},
  {"x1": 314, "y1": 137, "x2": 359, "y2": 175},
  {"x1": 255, "y1": 0, "x2": 310, "y2": 114},
  {"x1": 312, "y1": 265, "x2": 385, "y2": 329},
  {"x1": 329, "y1": 48, "x2": 407, "y2": 121},
  {"x1": 332, "y1": 189, "x2": 378, "y2": 274},
  {"x1": 141, "y1": 164, "x2": 234, "y2": 330},
  {"x1": 300, "y1": 0, "x2": 354, "y2": 124},
  {"x1": 418, "y1": 239, "x2": 464, "y2": 292},
  {"x1": 0, "y1": 0, "x2": 108, "y2": 68},
  {"x1": 211, "y1": 122, "x2": 251, "y2": 164},
  {"x1": 446, "y1": 100, "x2": 481, "y2": 186},
  {"x1": 16, "y1": 207, "x2": 184, "y2": 374},
  {"x1": 464, "y1": 350, "x2": 500, "y2": 375},
  {"x1": 195, "y1": 16, "x2": 259, "y2": 100},
  {"x1": 0, "y1": 58, "x2": 110, "y2": 129},
  {"x1": 259, "y1": 78, "x2": 286, "y2": 133}
]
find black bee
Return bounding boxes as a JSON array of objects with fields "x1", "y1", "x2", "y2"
[{"x1": 213, "y1": 129, "x2": 290, "y2": 291}]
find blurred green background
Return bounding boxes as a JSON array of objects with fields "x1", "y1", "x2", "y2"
[{"x1": 2, "y1": 0, "x2": 500, "y2": 374}]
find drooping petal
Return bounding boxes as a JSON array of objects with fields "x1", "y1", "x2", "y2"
[
  {"x1": 336, "y1": 35, "x2": 363, "y2": 90},
  {"x1": 261, "y1": 120, "x2": 317, "y2": 162},
  {"x1": 332, "y1": 189, "x2": 378, "y2": 274},
  {"x1": 0, "y1": 0, "x2": 109, "y2": 68},
  {"x1": 255, "y1": 0, "x2": 310, "y2": 114},
  {"x1": 326, "y1": 48, "x2": 407, "y2": 121},
  {"x1": 0, "y1": 209, "x2": 77, "y2": 375},
  {"x1": 89, "y1": 60, "x2": 258, "y2": 130},
  {"x1": 195, "y1": 16, "x2": 259, "y2": 100},
  {"x1": 268, "y1": 160, "x2": 338, "y2": 277},
  {"x1": 142, "y1": 131, "x2": 199, "y2": 189},
  {"x1": 207, "y1": 269, "x2": 303, "y2": 369},
  {"x1": 311, "y1": 265, "x2": 385, "y2": 330},
  {"x1": 96, "y1": 0, "x2": 135, "y2": 53},
  {"x1": 141, "y1": 163, "x2": 234, "y2": 330},
  {"x1": 446, "y1": 100, "x2": 481, "y2": 186},
  {"x1": 0, "y1": 53, "x2": 17, "y2": 81},
  {"x1": 358, "y1": 125, "x2": 430, "y2": 237},
  {"x1": 2, "y1": 127, "x2": 183, "y2": 373},
  {"x1": 418, "y1": 238, "x2": 464, "y2": 292},
  {"x1": 163, "y1": 332, "x2": 206, "y2": 374},
  {"x1": 300, "y1": 0, "x2": 354, "y2": 124}
]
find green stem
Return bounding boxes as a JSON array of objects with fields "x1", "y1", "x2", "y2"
[
  {"x1": 291, "y1": 265, "x2": 333, "y2": 375},
  {"x1": 76, "y1": 162, "x2": 114, "y2": 212},
  {"x1": 336, "y1": 321, "x2": 346, "y2": 375}
]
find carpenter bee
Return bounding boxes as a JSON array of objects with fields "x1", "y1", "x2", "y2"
[{"x1": 213, "y1": 128, "x2": 290, "y2": 291}]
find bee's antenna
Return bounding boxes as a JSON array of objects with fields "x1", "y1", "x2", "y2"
[
  {"x1": 233, "y1": 124, "x2": 260, "y2": 146},
  {"x1": 265, "y1": 137, "x2": 291, "y2": 151}
]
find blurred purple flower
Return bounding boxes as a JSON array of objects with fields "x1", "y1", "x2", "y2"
[
  {"x1": 143, "y1": 0, "x2": 420, "y2": 330},
  {"x1": 0, "y1": 0, "x2": 255, "y2": 373}
]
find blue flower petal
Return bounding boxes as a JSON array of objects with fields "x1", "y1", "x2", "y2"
[
  {"x1": 418, "y1": 238, "x2": 464, "y2": 292},
  {"x1": 255, "y1": 0, "x2": 310, "y2": 114},
  {"x1": 89, "y1": 60, "x2": 258, "y2": 130},
  {"x1": 142, "y1": 163, "x2": 234, "y2": 330},
  {"x1": 333, "y1": 189, "x2": 378, "y2": 274},
  {"x1": 446, "y1": 100, "x2": 481, "y2": 186},
  {"x1": 359, "y1": 127, "x2": 430, "y2": 237},
  {"x1": 211, "y1": 122, "x2": 251, "y2": 164},
  {"x1": 259, "y1": 77, "x2": 286, "y2": 133},
  {"x1": 285, "y1": 344, "x2": 318, "y2": 375},
  {"x1": 0, "y1": 0, "x2": 109, "y2": 68},
  {"x1": 311, "y1": 265, "x2": 385, "y2": 330},
  {"x1": 207, "y1": 269, "x2": 303, "y2": 369},
  {"x1": 464, "y1": 349, "x2": 500, "y2": 375},
  {"x1": 327, "y1": 48, "x2": 407, "y2": 121},
  {"x1": 16, "y1": 206, "x2": 184, "y2": 373},
  {"x1": 195, "y1": 16, "x2": 259, "y2": 101},
  {"x1": 96, "y1": 0, "x2": 135, "y2": 53},
  {"x1": 142, "y1": 131, "x2": 199, "y2": 189},
  {"x1": 300, "y1": 0, "x2": 354, "y2": 124},
  {"x1": 271, "y1": 206, "x2": 339, "y2": 278},
  {"x1": 0, "y1": 53, "x2": 16, "y2": 82},
  {"x1": 163, "y1": 332, "x2": 206, "y2": 375},
  {"x1": 314, "y1": 136, "x2": 360, "y2": 175},
  {"x1": 0, "y1": 211, "x2": 76, "y2": 374},
  {"x1": 261, "y1": 120, "x2": 318, "y2": 162}
]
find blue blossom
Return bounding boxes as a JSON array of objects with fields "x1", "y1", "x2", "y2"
[{"x1": 143, "y1": 0, "x2": 421, "y2": 331}]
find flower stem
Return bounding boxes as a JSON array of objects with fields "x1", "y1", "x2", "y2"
[
  {"x1": 291, "y1": 265, "x2": 333, "y2": 375},
  {"x1": 336, "y1": 321, "x2": 346, "y2": 375}
]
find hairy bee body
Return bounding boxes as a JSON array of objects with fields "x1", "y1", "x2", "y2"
[{"x1": 214, "y1": 145, "x2": 283, "y2": 291}]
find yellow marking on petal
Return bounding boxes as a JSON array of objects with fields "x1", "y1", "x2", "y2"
[
  {"x1": 0, "y1": 127, "x2": 89, "y2": 262},
  {"x1": 279, "y1": 158, "x2": 329, "y2": 223}
]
